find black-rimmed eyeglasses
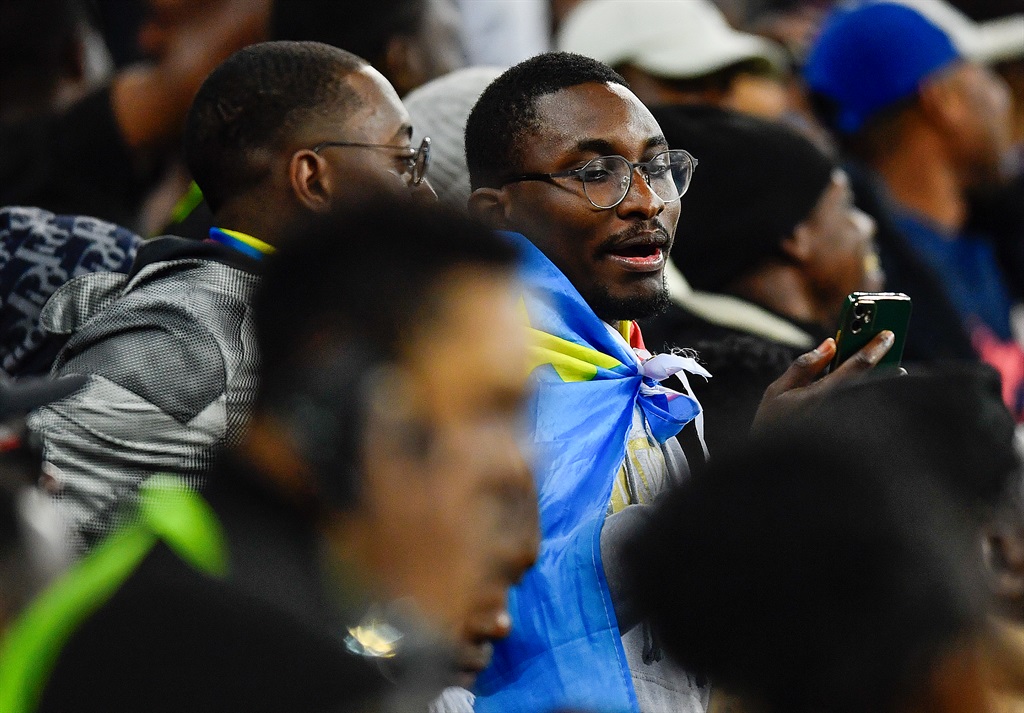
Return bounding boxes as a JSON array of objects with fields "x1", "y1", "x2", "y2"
[
  {"x1": 502, "y1": 149, "x2": 697, "y2": 209},
  {"x1": 312, "y1": 136, "x2": 431, "y2": 187}
]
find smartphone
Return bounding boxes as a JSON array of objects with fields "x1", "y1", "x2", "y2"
[{"x1": 831, "y1": 292, "x2": 912, "y2": 371}]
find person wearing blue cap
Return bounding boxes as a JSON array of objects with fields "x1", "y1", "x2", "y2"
[{"x1": 804, "y1": 2, "x2": 1024, "y2": 420}]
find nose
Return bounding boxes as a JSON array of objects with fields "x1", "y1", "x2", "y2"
[
  {"x1": 472, "y1": 605, "x2": 513, "y2": 641},
  {"x1": 851, "y1": 207, "x2": 876, "y2": 242},
  {"x1": 615, "y1": 165, "x2": 665, "y2": 220}
]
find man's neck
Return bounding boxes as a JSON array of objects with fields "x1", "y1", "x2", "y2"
[
  {"x1": 873, "y1": 129, "x2": 967, "y2": 233},
  {"x1": 212, "y1": 201, "x2": 291, "y2": 247}
]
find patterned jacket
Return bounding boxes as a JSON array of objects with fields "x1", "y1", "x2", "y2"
[
  {"x1": 0, "y1": 206, "x2": 140, "y2": 377},
  {"x1": 29, "y1": 236, "x2": 261, "y2": 542}
]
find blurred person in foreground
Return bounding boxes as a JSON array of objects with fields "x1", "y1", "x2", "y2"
[
  {"x1": 463, "y1": 51, "x2": 895, "y2": 713},
  {"x1": 641, "y1": 106, "x2": 880, "y2": 459},
  {"x1": 805, "y1": 2, "x2": 1024, "y2": 419},
  {"x1": 626, "y1": 392, "x2": 994, "y2": 713},
  {"x1": 557, "y1": 0, "x2": 792, "y2": 119},
  {"x1": 29, "y1": 41, "x2": 436, "y2": 545},
  {"x1": 0, "y1": 202, "x2": 538, "y2": 712},
  {"x1": 0, "y1": 0, "x2": 269, "y2": 230}
]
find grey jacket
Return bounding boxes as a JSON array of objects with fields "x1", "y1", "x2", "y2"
[{"x1": 29, "y1": 237, "x2": 261, "y2": 541}]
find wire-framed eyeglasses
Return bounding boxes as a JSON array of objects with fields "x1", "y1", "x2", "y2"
[
  {"x1": 502, "y1": 149, "x2": 697, "y2": 209},
  {"x1": 312, "y1": 136, "x2": 431, "y2": 187}
]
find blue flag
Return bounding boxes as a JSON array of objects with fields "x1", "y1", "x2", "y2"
[{"x1": 474, "y1": 232, "x2": 705, "y2": 712}]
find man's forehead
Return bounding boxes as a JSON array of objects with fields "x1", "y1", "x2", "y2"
[{"x1": 527, "y1": 81, "x2": 666, "y2": 155}]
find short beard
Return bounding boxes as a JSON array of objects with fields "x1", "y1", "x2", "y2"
[{"x1": 585, "y1": 275, "x2": 671, "y2": 323}]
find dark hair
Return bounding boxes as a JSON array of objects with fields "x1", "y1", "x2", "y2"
[
  {"x1": 651, "y1": 103, "x2": 836, "y2": 292},
  {"x1": 182, "y1": 41, "x2": 367, "y2": 212},
  {"x1": 252, "y1": 200, "x2": 517, "y2": 508},
  {"x1": 271, "y1": 0, "x2": 425, "y2": 69},
  {"x1": 0, "y1": 0, "x2": 87, "y2": 117},
  {"x1": 465, "y1": 52, "x2": 628, "y2": 190},
  {"x1": 627, "y1": 417, "x2": 987, "y2": 713},
  {"x1": 802, "y1": 364, "x2": 1023, "y2": 525}
]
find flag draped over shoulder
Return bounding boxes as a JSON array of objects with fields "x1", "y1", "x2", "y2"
[{"x1": 475, "y1": 232, "x2": 707, "y2": 713}]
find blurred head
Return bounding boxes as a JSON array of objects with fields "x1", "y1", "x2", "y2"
[
  {"x1": 404, "y1": 66, "x2": 504, "y2": 211},
  {"x1": 808, "y1": 365, "x2": 1024, "y2": 624},
  {"x1": 183, "y1": 41, "x2": 435, "y2": 224},
  {"x1": 271, "y1": 0, "x2": 464, "y2": 97},
  {"x1": 627, "y1": 403, "x2": 990, "y2": 713},
  {"x1": 654, "y1": 105, "x2": 879, "y2": 329},
  {"x1": 806, "y1": 3, "x2": 1012, "y2": 185},
  {"x1": 0, "y1": 0, "x2": 101, "y2": 121},
  {"x1": 557, "y1": 0, "x2": 790, "y2": 117},
  {"x1": 248, "y1": 202, "x2": 538, "y2": 679},
  {"x1": 467, "y1": 52, "x2": 684, "y2": 322}
]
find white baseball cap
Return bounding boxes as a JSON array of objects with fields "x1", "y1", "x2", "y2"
[
  {"x1": 890, "y1": 0, "x2": 1024, "y2": 64},
  {"x1": 557, "y1": 0, "x2": 789, "y2": 79}
]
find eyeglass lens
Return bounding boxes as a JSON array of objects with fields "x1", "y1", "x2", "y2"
[
  {"x1": 580, "y1": 151, "x2": 693, "y2": 209},
  {"x1": 411, "y1": 138, "x2": 431, "y2": 186}
]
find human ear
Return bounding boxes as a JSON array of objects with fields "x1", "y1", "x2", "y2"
[
  {"x1": 918, "y1": 72, "x2": 966, "y2": 135},
  {"x1": 779, "y1": 221, "x2": 815, "y2": 264},
  {"x1": 983, "y1": 525, "x2": 1024, "y2": 604},
  {"x1": 289, "y1": 149, "x2": 333, "y2": 213},
  {"x1": 468, "y1": 187, "x2": 513, "y2": 230}
]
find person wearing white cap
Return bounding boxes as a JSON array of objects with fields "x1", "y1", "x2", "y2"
[{"x1": 557, "y1": 0, "x2": 791, "y2": 117}]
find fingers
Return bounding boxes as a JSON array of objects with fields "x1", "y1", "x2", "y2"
[
  {"x1": 764, "y1": 338, "x2": 836, "y2": 398},
  {"x1": 831, "y1": 331, "x2": 894, "y2": 378}
]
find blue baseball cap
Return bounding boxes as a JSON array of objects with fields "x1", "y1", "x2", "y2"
[{"x1": 804, "y1": 2, "x2": 962, "y2": 134}]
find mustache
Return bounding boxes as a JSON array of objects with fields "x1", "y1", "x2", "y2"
[{"x1": 600, "y1": 220, "x2": 672, "y2": 252}]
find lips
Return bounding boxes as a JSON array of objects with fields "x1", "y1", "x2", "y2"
[
  {"x1": 603, "y1": 228, "x2": 669, "y2": 273},
  {"x1": 457, "y1": 639, "x2": 495, "y2": 677}
]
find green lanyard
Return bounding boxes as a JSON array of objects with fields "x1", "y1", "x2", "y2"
[{"x1": 0, "y1": 475, "x2": 227, "y2": 713}]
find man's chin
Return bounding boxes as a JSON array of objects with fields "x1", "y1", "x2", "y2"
[{"x1": 587, "y1": 283, "x2": 671, "y2": 323}]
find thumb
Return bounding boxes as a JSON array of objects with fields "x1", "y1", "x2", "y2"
[{"x1": 764, "y1": 338, "x2": 837, "y2": 398}]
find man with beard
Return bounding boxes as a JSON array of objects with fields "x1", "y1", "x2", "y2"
[{"x1": 463, "y1": 52, "x2": 895, "y2": 712}]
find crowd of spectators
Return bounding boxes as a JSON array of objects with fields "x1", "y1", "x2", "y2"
[{"x1": 1, "y1": 1, "x2": 1023, "y2": 712}]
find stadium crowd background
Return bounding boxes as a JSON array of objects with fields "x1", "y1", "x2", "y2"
[{"x1": 1, "y1": 1, "x2": 1023, "y2": 712}]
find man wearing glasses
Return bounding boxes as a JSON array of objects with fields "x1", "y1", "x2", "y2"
[
  {"x1": 464, "y1": 52, "x2": 895, "y2": 713},
  {"x1": 30, "y1": 41, "x2": 435, "y2": 546}
]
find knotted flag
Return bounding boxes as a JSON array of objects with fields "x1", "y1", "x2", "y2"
[{"x1": 475, "y1": 232, "x2": 708, "y2": 712}]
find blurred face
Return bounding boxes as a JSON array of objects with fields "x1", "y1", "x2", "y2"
[
  {"x1": 802, "y1": 170, "x2": 881, "y2": 326},
  {"x1": 345, "y1": 268, "x2": 538, "y2": 680},
  {"x1": 295, "y1": 65, "x2": 437, "y2": 204},
  {"x1": 498, "y1": 82, "x2": 681, "y2": 322},
  {"x1": 941, "y1": 62, "x2": 1013, "y2": 185}
]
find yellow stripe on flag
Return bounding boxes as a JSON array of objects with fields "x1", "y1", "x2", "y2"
[{"x1": 528, "y1": 328, "x2": 622, "y2": 383}]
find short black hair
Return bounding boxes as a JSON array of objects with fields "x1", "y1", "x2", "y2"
[
  {"x1": 627, "y1": 418, "x2": 987, "y2": 713},
  {"x1": 183, "y1": 41, "x2": 367, "y2": 213},
  {"x1": 252, "y1": 200, "x2": 517, "y2": 508},
  {"x1": 803, "y1": 364, "x2": 1023, "y2": 525},
  {"x1": 0, "y1": 0, "x2": 87, "y2": 117},
  {"x1": 465, "y1": 51, "x2": 628, "y2": 190},
  {"x1": 271, "y1": 0, "x2": 425, "y2": 69}
]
